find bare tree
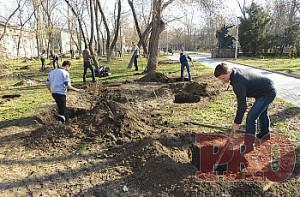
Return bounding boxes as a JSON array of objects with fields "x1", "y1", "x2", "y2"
[
  {"x1": 88, "y1": 0, "x2": 98, "y2": 66},
  {"x1": 0, "y1": 0, "x2": 23, "y2": 42},
  {"x1": 64, "y1": 0, "x2": 88, "y2": 48},
  {"x1": 145, "y1": 0, "x2": 176, "y2": 72},
  {"x1": 16, "y1": 3, "x2": 36, "y2": 57},
  {"x1": 96, "y1": 0, "x2": 121, "y2": 63},
  {"x1": 128, "y1": 0, "x2": 149, "y2": 56}
]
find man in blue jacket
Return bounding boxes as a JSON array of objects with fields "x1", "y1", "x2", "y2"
[
  {"x1": 180, "y1": 52, "x2": 192, "y2": 81},
  {"x1": 47, "y1": 60, "x2": 84, "y2": 123},
  {"x1": 214, "y1": 63, "x2": 276, "y2": 153}
]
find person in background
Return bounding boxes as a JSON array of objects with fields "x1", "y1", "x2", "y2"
[
  {"x1": 132, "y1": 42, "x2": 140, "y2": 71},
  {"x1": 179, "y1": 52, "x2": 192, "y2": 81},
  {"x1": 82, "y1": 45, "x2": 96, "y2": 83},
  {"x1": 40, "y1": 50, "x2": 46, "y2": 71},
  {"x1": 50, "y1": 50, "x2": 59, "y2": 69},
  {"x1": 47, "y1": 60, "x2": 84, "y2": 123}
]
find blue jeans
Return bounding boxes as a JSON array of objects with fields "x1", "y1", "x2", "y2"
[
  {"x1": 181, "y1": 62, "x2": 191, "y2": 81},
  {"x1": 246, "y1": 95, "x2": 276, "y2": 138}
]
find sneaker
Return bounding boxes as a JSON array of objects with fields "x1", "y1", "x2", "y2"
[{"x1": 56, "y1": 114, "x2": 66, "y2": 124}]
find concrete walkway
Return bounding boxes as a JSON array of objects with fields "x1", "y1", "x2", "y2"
[{"x1": 168, "y1": 53, "x2": 300, "y2": 107}]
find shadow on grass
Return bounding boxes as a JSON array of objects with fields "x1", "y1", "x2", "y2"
[
  {"x1": 271, "y1": 106, "x2": 300, "y2": 123},
  {"x1": 0, "y1": 116, "x2": 37, "y2": 130},
  {"x1": 0, "y1": 84, "x2": 46, "y2": 92}
]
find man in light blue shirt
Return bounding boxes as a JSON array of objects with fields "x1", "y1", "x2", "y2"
[{"x1": 47, "y1": 60, "x2": 84, "y2": 123}]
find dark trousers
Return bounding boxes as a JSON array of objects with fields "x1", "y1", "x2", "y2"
[
  {"x1": 134, "y1": 55, "x2": 139, "y2": 71},
  {"x1": 52, "y1": 93, "x2": 66, "y2": 119},
  {"x1": 83, "y1": 61, "x2": 96, "y2": 82},
  {"x1": 41, "y1": 58, "x2": 45, "y2": 71},
  {"x1": 52, "y1": 60, "x2": 59, "y2": 69}
]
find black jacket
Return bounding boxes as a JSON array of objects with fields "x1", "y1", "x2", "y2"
[{"x1": 230, "y1": 68, "x2": 276, "y2": 124}]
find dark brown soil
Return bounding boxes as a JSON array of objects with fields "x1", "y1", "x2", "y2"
[{"x1": 136, "y1": 71, "x2": 171, "y2": 83}]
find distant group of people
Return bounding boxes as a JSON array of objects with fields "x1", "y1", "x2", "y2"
[{"x1": 40, "y1": 50, "x2": 59, "y2": 71}]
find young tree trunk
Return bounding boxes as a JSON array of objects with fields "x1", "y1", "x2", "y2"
[
  {"x1": 96, "y1": 0, "x2": 111, "y2": 62},
  {"x1": 108, "y1": 0, "x2": 121, "y2": 62},
  {"x1": 94, "y1": 0, "x2": 102, "y2": 56}
]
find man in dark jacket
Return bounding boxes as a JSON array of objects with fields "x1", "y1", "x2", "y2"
[
  {"x1": 82, "y1": 46, "x2": 96, "y2": 82},
  {"x1": 214, "y1": 63, "x2": 276, "y2": 153},
  {"x1": 180, "y1": 52, "x2": 192, "y2": 81}
]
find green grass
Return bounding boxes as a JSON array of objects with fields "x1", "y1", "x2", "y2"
[{"x1": 231, "y1": 57, "x2": 300, "y2": 77}]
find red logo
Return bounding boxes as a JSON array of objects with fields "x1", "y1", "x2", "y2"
[{"x1": 194, "y1": 133, "x2": 296, "y2": 182}]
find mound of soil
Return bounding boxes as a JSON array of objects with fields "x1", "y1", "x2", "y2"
[
  {"x1": 158, "y1": 60, "x2": 179, "y2": 65},
  {"x1": 171, "y1": 82, "x2": 209, "y2": 103},
  {"x1": 28, "y1": 98, "x2": 153, "y2": 150},
  {"x1": 90, "y1": 100, "x2": 152, "y2": 139},
  {"x1": 136, "y1": 71, "x2": 170, "y2": 83}
]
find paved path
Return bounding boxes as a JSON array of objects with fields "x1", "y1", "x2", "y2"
[{"x1": 168, "y1": 53, "x2": 300, "y2": 107}]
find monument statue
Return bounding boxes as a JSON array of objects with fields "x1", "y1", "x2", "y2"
[{"x1": 216, "y1": 25, "x2": 235, "y2": 49}]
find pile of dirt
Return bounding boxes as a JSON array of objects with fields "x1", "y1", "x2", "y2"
[
  {"x1": 28, "y1": 98, "x2": 153, "y2": 150},
  {"x1": 158, "y1": 60, "x2": 179, "y2": 65},
  {"x1": 89, "y1": 100, "x2": 153, "y2": 141},
  {"x1": 170, "y1": 82, "x2": 209, "y2": 103},
  {"x1": 136, "y1": 71, "x2": 171, "y2": 83}
]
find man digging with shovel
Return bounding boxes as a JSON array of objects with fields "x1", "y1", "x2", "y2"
[{"x1": 214, "y1": 63, "x2": 276, "y2": 154}]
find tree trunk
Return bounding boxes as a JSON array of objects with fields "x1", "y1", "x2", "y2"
[
  {"x1": 97, "y1": 0, "x2": 111, "y2": 62},
  {"x1": 108, "y1": 0, "x2": 121, "y2": 61},
  {"x1": 97, "y1": 0, "x2": 121, "y2": 63},
  {"x1": 145, "y1": 0, "x2": 165, "y2": 72},
  {"x1": 94, "y1": 0, "x2": 102, "y2": 56},
  {"x1": 89, "y1": 0, "x2": 98, "y2": 66}
]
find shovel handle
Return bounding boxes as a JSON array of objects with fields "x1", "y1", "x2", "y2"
[{"x1": 183, "y1": 120, "x2": 245, "y2": 133}]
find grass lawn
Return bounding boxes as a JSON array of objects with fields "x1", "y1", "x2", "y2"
[{"x1": 231, "y1": 57, "x2": 300, "y2": 78}]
